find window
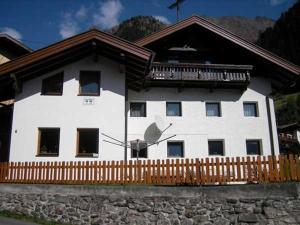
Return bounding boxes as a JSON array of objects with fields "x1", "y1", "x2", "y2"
[
  {"x1": 208, "y1": 140, "x2": 224, "y2": 156},
  {"x1": 131, "y1": 141, "x2": 147, "y2": 158},
  {"x1": 41, "y1": 73, "x2": 63, "y2": 95},
  {"x1": 166, "y1": 102, "x2": 182, "y2": 116},
  {"x1": 244, "y1": 102, "x2": 258, "y2": 117},
  {"x1": 206, "y1": 103, "x2": 221, "y2": 117},
  {"x1": 37, "y1": 128, "x2": 60, "y2": 156},
  {"x1": 77, "y1": 129, "x2": 99, "y2": 157},
  {"x1": 79, "y1": 71, "x2": 100, "y2": 95},
  {"x1": 246, "y1": 140, "x2": 261, "y2": 155},
  {"x1": 130, "y1": 102, "x2": 146, "y2": 117},
  {"x1": 167, "y1": 142, "x2": 184, "y2": 157}
]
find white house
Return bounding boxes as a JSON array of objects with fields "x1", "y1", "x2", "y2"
[{"x1": 0, "y1": 16, "x2": 299, "y2": 162}]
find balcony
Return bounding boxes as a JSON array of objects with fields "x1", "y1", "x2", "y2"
[{"x1": 146, "y1": 62, "x2": 253, "y2": 89}]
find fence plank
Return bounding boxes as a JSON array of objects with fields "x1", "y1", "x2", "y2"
[
  {"x1": 195, "y1": 159, "x2": 200, "y2": 185},
  {"x1": 146, "y1": 160, "x2": 151, "y2": 184},
  {"x1": 175, "y1": 159, "x2": 180, "y2": 184},
  {"x1": 268, "y1": 156, "x2": 274, "y2": 182},
  {"x1": 257, "y1": 156, "x2": 263, "y2": 183},
  {"x1": 226, "y1": 157, "x2": 230, "y2": 183},
  {"x1": 205, "y1": 158, "x2": 210, "y2": 184},
  {"x1": 236, "y1": 157, "x2": 241, "y2": 182},
  {"x1": 295, "y1": 156, "x2": 300, "y2": 181},
  {"x1": 0, "y1": 163, "x2": 3, "y2": 182}
]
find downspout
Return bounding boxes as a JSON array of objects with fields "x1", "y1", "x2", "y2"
[
  {"x1": 266, "y1": 94, "x2": 275, "y2": 156},
  {"x1": 124, "y1": 80, "x2": 128, "y2": 162}
]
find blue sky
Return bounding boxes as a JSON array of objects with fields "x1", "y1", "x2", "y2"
[{"x1": 0, "y1": 0, "x2": 296, "y2": 50}]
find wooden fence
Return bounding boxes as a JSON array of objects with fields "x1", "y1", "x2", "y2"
[{"x1": 0, "y1": 155, "x2": 299, "y2": 185}]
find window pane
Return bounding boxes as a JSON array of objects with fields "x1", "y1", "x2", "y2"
[
  {"x1": 130, "y1": 103, "x2": 146, "y2": 117},
  {"x1": 41, "y1": 73, "x2": 63, "y2": 95},
  {"x1": 168, "y1": 142, "x2": 184, "y2": 157},
  {"x1": 39, "y1": 128, "x2": 60, "y2": 155},
  {"x1": 244, "y1": 103, "x2": 257, "y2": 117},
  {"x1": 80, "y1": 71, "x2": 100, "y2": 95},
  {"x1": 208, "y1": 141, "x2": 224, "y2": 156},
  {"x1": 166, "y1": 102, "x2": 181, "y2": 116},
  {"x1": 131, "y1": 141, "x2": 147, "y2": 158},
  {"x1": 246, "y1": 140, "x2": 261, "y2": 155},
  {"x1": 78, "y1": 129, "x2": 99, "y2": 155},
  {"x1": 206, "y1": 103, "x2": 220, "y2": 117}
]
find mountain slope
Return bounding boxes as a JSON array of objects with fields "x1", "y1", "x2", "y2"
[
  {"x1": 109, "y1": 15, "x2": 274, "y2": 43},
  {"x1": 257, "y1": 1, "x2": 300, "y2": 66},
  {"x1": 257, "y1": 2, "x2": 300, "y2": 126}
]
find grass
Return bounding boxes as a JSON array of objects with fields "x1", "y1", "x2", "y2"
[{"x1": 0, "y1": 210, "x2": 69, "y2": 225}]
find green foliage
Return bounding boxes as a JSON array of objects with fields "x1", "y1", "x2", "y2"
[
  {"x1": 111, "y1": 16, "x2": 166, "y2": 42},
  {"x1": 257, "y1": 1, "x2": 300, "y2": 126},
  {"x1": 257, "y1": 1, "x2": 300, "y2": 65},
  {"x1": 275, "y1": 93, "x2": 300, "y2": 125}
]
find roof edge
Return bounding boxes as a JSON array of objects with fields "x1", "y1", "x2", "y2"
[
  {"x1": 0, "y1": 33, "x2": 32, "y2": 53},
  {"x1": 135, "y1": 15, "x2": 300, "y2": 76}
]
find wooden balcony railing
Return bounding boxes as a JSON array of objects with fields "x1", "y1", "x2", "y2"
[
  {"x1": 0, "y1": 155, "x2": 299, "y2": 185},
  {"x1": 149, "y1": 62, "x2": 252, "y2": 83}
]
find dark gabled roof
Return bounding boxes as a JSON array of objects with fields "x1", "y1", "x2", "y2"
[
  {"x1": 0, "y1": 29, "x2": 152, "y2": 77},
  {"x1": 135, "y1": 15, "x2": 300, "y2": 76},
  {"x1": 0, "y1": 33, "x2": 32, "y2": 55},
  {"x1": 0, "y1": 29, "x2": 154, "y2": 99}
]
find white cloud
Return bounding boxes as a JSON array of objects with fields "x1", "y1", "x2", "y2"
[
  {"x1": 270, "y1": 0, "x2": 287, "y2": 6},
  {"x1": 154, "y1": 15, "x2": 171, "y2": 24},
  {"x1": 0, "y1": 27, "x2": 22, "y2": 40},
  {"x1": 59, "y1": 12, "x2": 80, "y2": 39},
  {"x1": 76, "y1": 6, "x2": 87, "y2": 20},
  {"x1": 93, "y1": 0, "x2": 123, "y2": 29}
]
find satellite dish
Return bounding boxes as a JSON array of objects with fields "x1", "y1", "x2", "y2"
[
  {"x1": 155, "y1": 115, "x2": 165, "y2": 132},
  {"x1": 144, "y1": 123, "x2": 162, "y2": 144}
]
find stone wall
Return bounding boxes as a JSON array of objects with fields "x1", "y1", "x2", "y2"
[{"x1": 0, "y1": 183, "x2": 300, "y2": 225}]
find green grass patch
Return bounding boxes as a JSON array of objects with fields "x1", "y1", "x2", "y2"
[{"x1": 0, "y1": 210, "x2": 69, "y2": 225}]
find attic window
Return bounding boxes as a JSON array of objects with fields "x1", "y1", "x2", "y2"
[
  {"x1": 41, "y1": 72, "x2": 64, "y2": 95},
  {"x1": 79, "y1": 71, "x2": 100, "y2": 96}
]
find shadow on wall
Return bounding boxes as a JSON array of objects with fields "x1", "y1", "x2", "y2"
[{"x1": 13, "y1": 55, "x2": 125, "y2": 103}]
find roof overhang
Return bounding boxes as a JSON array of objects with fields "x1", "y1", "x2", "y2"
[
  {"x1": 0, "y1": 33, "x2": 32, "y2": 55},
  {"x1": 135, "y1": 16, "x2": 300, "y2": 92},
  {"x1": 0, "y1": 29, "x2": 154, "y2": 100}
]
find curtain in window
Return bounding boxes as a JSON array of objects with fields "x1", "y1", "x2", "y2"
[
  {"x1": 167, "y1": 103, "x2": 180, "y2": 116},
  {"x1": 130, "y1": 103, "x2": 145, "y2": 117},
  {"x1": 206, "y1": 103, "x2": 219, "y2": 116},
  {"x1": 244, "y1": 104, "x2": 256, "y2": 117}
]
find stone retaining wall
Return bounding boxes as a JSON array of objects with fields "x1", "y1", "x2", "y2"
[{"x1": 0, "y1": 183, "x2": 300, "y2": 225}]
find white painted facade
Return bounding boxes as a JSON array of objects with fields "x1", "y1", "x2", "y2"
[
  {"x1": 9, "y1": 55, "x2": 279, "y2": 162},
  {"x1": 128, "y1": 77, "x2": 279, "y2": 160},
  {"x1": 10, "y1": 56, "x2": 126, "y2": 162}
]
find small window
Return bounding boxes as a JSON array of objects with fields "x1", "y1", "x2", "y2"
[
  {"x1": 130, "y1": 103, "x2": 146, "y2": 117},
  {"x1": 77, "y1": 129, "x2": 99, "y2": 157},
  {"x1": 131, "y1": 141, "x2": 148, "y2": 158},
  {"x1": 37, "y1": 128, "x2": 60, "y2": 156},
  {"x1": 167, "y1": 142, "x2": 184, "y2": 157},
  {"x1": 79, "y1": 71, "x2": 100, "y2": 96},
  {"x1": 206, "y1": 103, "x2": 221, "y2": 117},
  {"x1": 246, "y1": 140, "x2": 261, "y2": 155},
  {"x1": 166, "y1": 102, "x2": 182, "y2": 116},
  {"x1": 208, "y1": 140, "x2": 224, "y2": 156},
  {"x1": 244, "y1": 102, "x2": 258, "y2": 117},
  {"x1": 41, "y1": 73, "x2": 63, "y2": 95}
]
